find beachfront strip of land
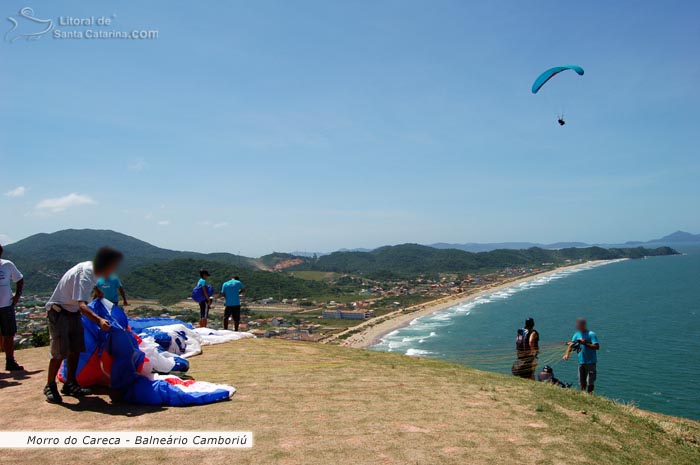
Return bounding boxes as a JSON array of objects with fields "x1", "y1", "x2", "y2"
[{"x1": 328, "y1": 260, "x2": 613, "y2": 349}]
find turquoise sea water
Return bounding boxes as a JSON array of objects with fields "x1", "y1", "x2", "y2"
[{"x1": 372, "y1": 247, "x2": 700, "y2": 420}]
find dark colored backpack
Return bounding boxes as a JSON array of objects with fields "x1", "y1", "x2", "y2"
[
  {"x1": 516, "y1": 328, "x2": 530, "y2": 352},
  {"x1": 191, "y1": 284, "x2": 214, "y2": 303}
]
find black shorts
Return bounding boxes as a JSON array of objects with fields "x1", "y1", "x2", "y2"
[
  {"x1": 0, "y1": 305, "x2": 17, "y2": 337},
  {"x1": 199, "y1": 300, "x2": 210, "y2": 319},
  {"x1": 225, "y1": 305, "x2": 241, "y2": 322},
  {"x1": 578, "y1": 363, "x2": 597, "y2": 386}
]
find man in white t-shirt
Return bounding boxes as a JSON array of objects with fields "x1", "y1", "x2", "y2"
[
  {"x1": 43, "y1": 247, "x2": 123, "y2": 404},
  {"x1": 0, "y1": 243, "x2": 25, "y2": 371}
]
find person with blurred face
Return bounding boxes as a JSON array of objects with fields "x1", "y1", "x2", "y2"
[
  {"x1": 564, "y1": 317, "x2": 600, "y2": 393},
  {"x1": 43, "y1": 247, "x2": 123, "y2": 404}
]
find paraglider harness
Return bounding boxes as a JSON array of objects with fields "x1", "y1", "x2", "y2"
[
  {"x1": 512, "y1": 327, "x2": 538, "y2": 379},
  {"x1": 568, "y1": 340, "x2": 583, "y2": 354},
  {"x1": 515, "y1": 328, "x2": 538, "y2": 359},
  {"x1": 557, "y1": 114, "x2": 566, "y2": 126}
]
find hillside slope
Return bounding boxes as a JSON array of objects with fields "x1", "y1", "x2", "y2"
[
  {"x1": 2, "y1": 340, "x2": 698, "y2": 465},
  {"x1": 2, "y1": 229, "x2": 257, "y2": 293},
  {"x1": 123, "y1": 259, "x2": 330, "y2": 304},
  {"x1": 293, "y1": 243, "x2": 679, "y2": 277}
]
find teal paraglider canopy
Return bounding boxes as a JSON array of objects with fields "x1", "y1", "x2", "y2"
[{"x1": 531, "y1": 65, "x2": 584, "y2": 94}]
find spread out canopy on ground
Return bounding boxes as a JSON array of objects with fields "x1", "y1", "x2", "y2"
[
  {"x1": 531, "y1": 65, "x2": 585, "y2": 94},
  {"x1": 58, "y1": 299, "x2": 242, "y2": 406}
]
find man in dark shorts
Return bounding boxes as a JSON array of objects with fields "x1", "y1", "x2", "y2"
[
  {"x1": 0, "y1": 243, "x2": 25, "y2": 371},
  {"x1": 564, "y1": 317, "x2": 600, "y2": 393},
  {"x1": 43, "y1": 247, "x2": 123, "y2": 403},
  {"x1": 220, "y1": 276, "x2": 245, "y2": 331}
]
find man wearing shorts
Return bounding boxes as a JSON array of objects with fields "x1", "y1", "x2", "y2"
[
  {"x1": 220, "y1": 276, "x2": 245, "y2": 331},
  {"x1": 43, "y1": 247, "x2": 123, "y2": 403},
  {"x1": 564, "y1": 317, "x2": 600, "y2": 393},
  {"x1": 0, "y1": 243, "x2": 25, "y2": 371}
]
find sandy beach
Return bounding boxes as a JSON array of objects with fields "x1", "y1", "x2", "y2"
[{"x1": 339, "y1": 260, "x2": 612, "y2": 349}]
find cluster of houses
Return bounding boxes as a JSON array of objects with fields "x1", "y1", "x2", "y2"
[
  {"x1": 9, "y1": 295, "x2": 49, "y2": 348},
  {"x1": 248, "y1": 317, "x2": 324, "y2": 342}
]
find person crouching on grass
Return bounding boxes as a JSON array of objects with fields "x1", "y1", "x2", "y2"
[{"x1": 43, "y1": 247, "x2": 123, "y2": 404}]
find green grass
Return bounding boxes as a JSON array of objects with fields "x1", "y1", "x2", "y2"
[{"x1": 4, "y1": 340, "x2": 699, "y2": 465}]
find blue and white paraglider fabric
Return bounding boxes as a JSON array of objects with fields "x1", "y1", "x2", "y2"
[{"x1": 58, "y1": 299, "x2": 240, "y2": 406}]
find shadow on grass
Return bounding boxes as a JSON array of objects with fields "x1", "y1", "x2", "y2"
[
  {"x1": 60, "y1": 395, "x2": 167, "y2": 417},
  {"x1": 0, "y1": 369, "x2": 43, "y2": 382}
]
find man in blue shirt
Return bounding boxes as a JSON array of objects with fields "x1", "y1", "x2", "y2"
[
  {"x1": 96, "y1": 274, "x2": 128, "y2": 306},
  {"x1": 564, "y1": 318, "x2": 600, "y2": 393},
  {"x1": 220, "y1": 276, "x2": 245, "y2": 331}
]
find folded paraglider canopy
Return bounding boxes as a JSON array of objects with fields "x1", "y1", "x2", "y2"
[{"x1": 58, "y1": 299, "x2": 238, "y2": 406}]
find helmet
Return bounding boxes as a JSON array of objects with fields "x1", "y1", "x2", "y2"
[
  {"x1": 542, "y1": 365, "x2": 553, "y2": 373},
  {"x1": 524, "y1": 317, "x2": 535, "y2": 329}
]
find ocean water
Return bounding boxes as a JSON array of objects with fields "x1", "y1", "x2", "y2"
[{"x1": 372, "y1": 247, "x2": 700, "y2": 420}]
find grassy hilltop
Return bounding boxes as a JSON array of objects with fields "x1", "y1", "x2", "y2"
[{"x1": 2, "y1": 340, "x2": 698, "y2": 465}]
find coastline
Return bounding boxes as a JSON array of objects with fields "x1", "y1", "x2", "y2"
[{"x1": 340, "y1": 260, "x2": 614, "y2": 349}]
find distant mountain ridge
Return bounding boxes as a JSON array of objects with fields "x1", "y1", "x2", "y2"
[
  {"x1": 429, "y1": 230, "x2": 700, "y2": 253},
  {"x1": 3, "y1": 229, "x2": 258, "y2": 293},
  {"x1": 291, "y1": 243, "x2": 679, "y2": 278},
  {"x1": 0, "y1": 229, "x2": 687, "y2": 299}
]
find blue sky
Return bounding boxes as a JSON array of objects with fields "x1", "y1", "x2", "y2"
[{"x1": 1, "y1": 1, "x2": 699, "y2": 256}]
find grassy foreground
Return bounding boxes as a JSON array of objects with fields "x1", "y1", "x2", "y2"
[{"x1": 1, "y1": 339, "x2": 698, "y2": 465}]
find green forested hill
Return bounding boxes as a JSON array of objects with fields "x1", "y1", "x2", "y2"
[
  {"x1": 292, "y1": 243, "x2": 678, "y2": 277},
  {"x1": 123, "y1": 259, "x2": 330, "y2": 305},
  {"x1": 3, "y1": 229, "x2": 257, "y2": 294},
  {"x1": 3, "y1": 229, "x2": 679, "y2": 302}
]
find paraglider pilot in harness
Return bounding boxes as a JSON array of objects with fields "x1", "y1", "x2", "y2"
[{"x1": 512, "y1": 317, "x2": 539, "y2": 379}]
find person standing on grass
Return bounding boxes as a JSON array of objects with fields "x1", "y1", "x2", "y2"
[
  {"x1": 564, "y1": 317, "x2": 600, "y2": 393},
  {"x1": 43, "y1": 247, "x2": 123, "y2": 404},
  {"x1": 96, "y1": 274, "x2": 128, "y2": 306},
  {"x1": 0, "y1": 243, "x2": 25, "y2": 372},
  {"x1": 514, "y1": 317, "x2": 539, "y2": 379},
  {"x1": 197, "y1": 269, "x2": 212, "y2": 328},
  {"x1": 220, "y1": 275, "x2": 245, "y2": 331}
]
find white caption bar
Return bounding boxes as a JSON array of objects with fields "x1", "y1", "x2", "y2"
[{"x1": 0, "y1": 431, "x2": 253, "y2": 448}]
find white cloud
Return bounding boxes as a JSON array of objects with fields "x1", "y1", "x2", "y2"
[
  {"x1": 128, "y1": 158, "x2": 147, "y2": 172},
  {"x1": 157, "y1": 220, "x2": 170, "y2": 226},
  {"x1": 4, "y1": 186, "x2": 27, "y2": 198},
  {"x1": 213, "y1": 222, "x2": 229, "y2": 228},
  {"x1": 35, "y1": 193, "x2": 96, "y2": 213},
  {"x1": 0, "y1": 233, "x2": 12, "y2": 245}
]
